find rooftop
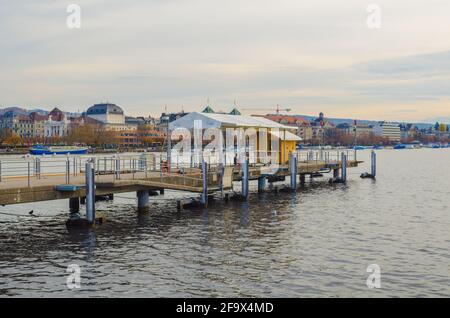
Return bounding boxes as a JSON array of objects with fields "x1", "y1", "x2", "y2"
[{"x1": 87, "y1": 103, "x2": 124, "y2": 115}]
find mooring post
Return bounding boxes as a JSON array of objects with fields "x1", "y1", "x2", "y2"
[
  {"x1": 137, "y1": 190, "x2": 150, "y2": 211},
  {"x1": 241, "y1": 157, "x2": 249, "y2": 200},
  {"x1": 85, "y1": 161, "x2": 96, "y2": 224},
  {"x1": 289, "y1": 152, "x2": 297, "y2": 190},
  {"x1": 371, "y1": 150, "x2": 377, "y2": 177},
  {"x1": 200, "y1": 158, "x2": 208, "y2": 207},
  {"x1": 341, "y1": 152, "x2": 347, "y2": 183},
  {"x1": 66, "y1": 156, "x2": 70, "y2": 184},
  {"x1": 257, "y1": 176, "x2": 266, "y2": 193},
  {"x1": 115, "y1": 155, "x2": 121, "y2": 180}
]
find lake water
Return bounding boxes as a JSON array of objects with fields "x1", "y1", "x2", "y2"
[{"x1": 0, "y1": 149, "x2": 449, "y2": 297}]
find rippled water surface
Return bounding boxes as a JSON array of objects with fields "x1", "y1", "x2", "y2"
[{"x1": 0, "y1": 149, "x2": 449, "y2": 297}]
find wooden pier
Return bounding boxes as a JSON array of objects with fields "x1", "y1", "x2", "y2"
[{"x1": 0, "y1": 150, "x2": 366, "y2": 226}]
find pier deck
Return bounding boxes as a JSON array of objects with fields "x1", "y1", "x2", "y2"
[{"x1": 0, "y1": 157, "x2": 361, "y2": 206}]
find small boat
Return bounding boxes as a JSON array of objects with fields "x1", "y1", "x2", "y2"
[
  {"x1": 29, "y1": 145, "x2": 89, "y2": 155},
  {"x1": 393, "y1": 144, "x2": 406, "y2": 150}
]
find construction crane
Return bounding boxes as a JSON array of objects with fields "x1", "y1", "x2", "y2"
[{"x1": 242, "y1": 104, "x2": 291, "y2": 114}]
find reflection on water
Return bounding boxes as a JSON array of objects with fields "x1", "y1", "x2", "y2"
[{"x1": 0, "y1": 149, "x2": 449, "y2": 297}]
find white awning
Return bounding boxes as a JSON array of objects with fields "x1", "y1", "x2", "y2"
[{"x1": 269, "y1": 130, "x2": 302, "y2": 141}]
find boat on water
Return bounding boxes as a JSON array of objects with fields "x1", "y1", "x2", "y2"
[
  {"x1": 393, "y1": 143, "x2": 421, "y2": 150},
  {"x1": 393, "y1": 144, "x2": 406, "y2": 150},
  {"x1": 29, "y1": 145, "x2": 89, "y2": 155}
]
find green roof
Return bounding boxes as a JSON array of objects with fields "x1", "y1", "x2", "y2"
[
  {"x1": 202, "y1": 106, "x2": 215, "y2": 113},
  {"x1": 229, "y1": 108, "x2": 241, "y2": 115}
]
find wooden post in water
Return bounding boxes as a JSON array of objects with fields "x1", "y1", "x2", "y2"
[
  {"x1": 85, "y1": 161, "x2": 96, "y2": 224},
  {"x1": 371, "y1": 150, "x2": 377, "y2": 177}
]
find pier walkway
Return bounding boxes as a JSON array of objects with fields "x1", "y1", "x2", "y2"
[{"x1": 0, "y1": 150, "x2": 364, "y2": 219}]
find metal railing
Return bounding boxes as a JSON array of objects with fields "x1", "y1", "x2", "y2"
[{"x1": 0, "y1": 148, "x2": 359, "y2": 187}]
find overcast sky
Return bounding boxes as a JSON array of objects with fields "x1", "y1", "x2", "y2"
[{"x1": 1, "y1": 0, "x2": 450, "y2": 122}]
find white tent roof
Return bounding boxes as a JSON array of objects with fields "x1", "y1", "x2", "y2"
[
  {"x1": 269, "y1": 130, "x2": 302, "y2": 141},
  {"x1": 170, "y1": 112, "x2": 297, "y2": 130}
]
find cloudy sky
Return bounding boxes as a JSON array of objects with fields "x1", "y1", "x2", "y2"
[{"x1": 1, "y1": 0, "x2": 450, "y2": 122}]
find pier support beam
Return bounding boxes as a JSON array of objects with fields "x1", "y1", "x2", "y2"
[
  {"x1": 257, "y1": 176, "x2": 266, "y2": 193},
  {"x1": 69, "y1": 197, "x2": 80, "y2": 219},
  {"x1": 289, "y1": 153, "x2": 297, "y2": 190},
  {"x1": 137, "y1": 190, "x2": 149, "y2": 211},
  {"x1": 241, "y1": 157, "x2": 249, "y2": 200},
  {"x1": 85, "y1": 161, "x2": 96, "y2": 224},
  {"x1": 333, "y1": 169, "x2": 339, "y2": 179},
  {"x1": 300, "y1": 174, "x2": 306, "y2": 187}
]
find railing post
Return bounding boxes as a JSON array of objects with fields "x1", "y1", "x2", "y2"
[
  {"x1": 66, "y1": 157, "x2": 70, "y2": 184},
  {"x1": 37, "y1": 157, "x2": 41, "y2": 179},
  {"x1": 27, "y1": 161, "x2": 31, "y2": 187},
  {"x1": 115, "y1": 156, "x2": 120, "y2": 179}
]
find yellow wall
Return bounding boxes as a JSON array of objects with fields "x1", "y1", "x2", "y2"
[
  {"x1": 279, "y1": 140, "x2": 296, "y2": 164},
  {"x1": 223, "y1": 127, "x2": 297, "y2": 164}
]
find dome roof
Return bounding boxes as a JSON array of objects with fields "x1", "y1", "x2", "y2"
[{"x1": 86, "y1": 103, "x2": 124, "y2": 115}]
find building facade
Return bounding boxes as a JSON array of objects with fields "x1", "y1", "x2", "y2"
[
  {"x1": 373, "y1": 122, "x2": 401, "y2": 141},
  {"x1": 261, "y1": 115, "x2": 312, "y2": 142}
]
